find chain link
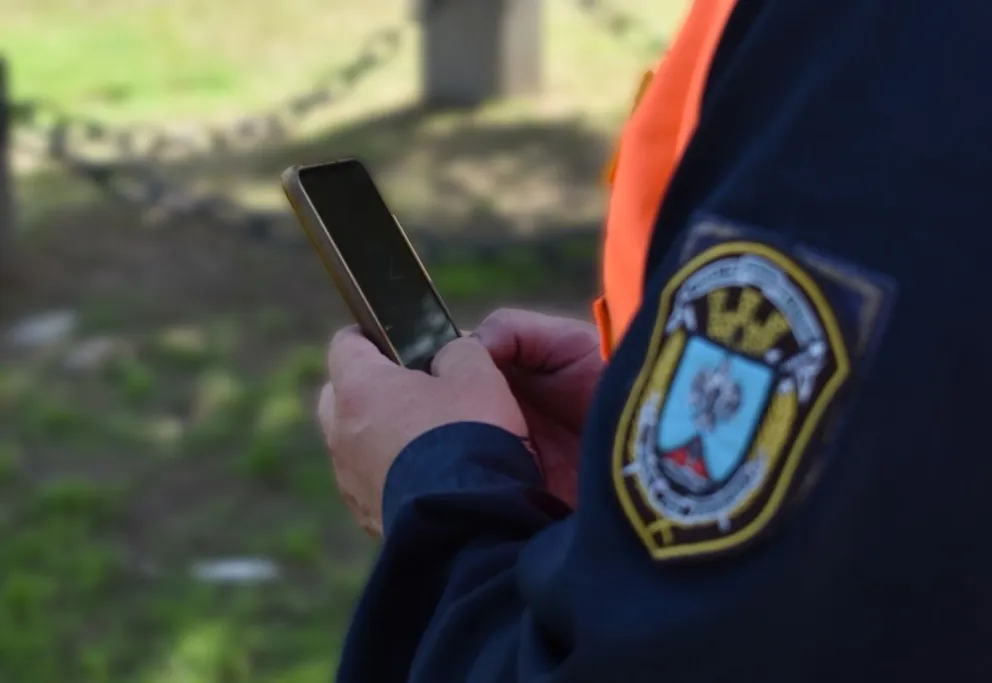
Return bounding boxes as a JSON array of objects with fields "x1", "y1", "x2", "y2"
[
  {"x1": 6, "y1": 0, "x2": 662, "y2": 276},
  {"x1": 13, "y1": 25, "x2": 405, "y2": 164},
  {"x1": 12, "y1": 0, "x2": 663, "y2": 165},
  {"x1": 9, "y1": 12, "x2": 413, "y2": 253},
  {"x1": 48, "y1": 145, "x2": 598, "y2": 280}
]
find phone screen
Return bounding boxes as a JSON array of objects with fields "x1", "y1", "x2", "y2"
[{"x1": 297, "y1": 161, "x2": 459, "y2": 371}]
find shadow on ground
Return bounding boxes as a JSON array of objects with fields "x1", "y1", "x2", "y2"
[
  {"x1": 221, "y1": 103, "x2": 611, "y2": 234},
  {"x1": 0, "y1": 102, "x2": 604, "y2": 681},
  {"x1": 8, "y1": 101, "x2": 612, "y2": 316}
]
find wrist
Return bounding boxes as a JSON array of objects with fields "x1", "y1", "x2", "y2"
[{"x1": 382, "y1": 422, "x2": 542, "y2": 536}]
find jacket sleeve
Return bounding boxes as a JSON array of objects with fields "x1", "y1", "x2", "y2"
[
  {"x1": 331, "y1": 0, "x2": 992, "y2": 676},
  {"x1": 332, "y1": 365, "x2": 818, "y2": 683},
  {"x1": 334, "y1": 422, "x2": 571, "y2": 683}
]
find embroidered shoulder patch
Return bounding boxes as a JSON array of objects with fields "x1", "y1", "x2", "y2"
[{"x1": 613, "y1": 230, "x2": 894, "y2": 562}]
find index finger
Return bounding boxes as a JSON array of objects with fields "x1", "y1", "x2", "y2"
[{"x1": 326, "y1": 325, "x2": 393, "y2": 383}]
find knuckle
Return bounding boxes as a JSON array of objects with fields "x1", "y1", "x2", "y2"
[
  {"x1": 448, "y1": 335, "x2": 475, "y2": 351},
  {"x1": 484, "y1": 307, "x2": 519, "y2": 327},
  {"x1": 442, "y1": 336, "x2": 475, "y2": 359},
  {"x1": 436, "y1": 339, "x2": 491, "y2": 378},
  {"x1": 332, "y1": 378, "x2": 366, "y2": 420},
  {"x1": 329, "y1": 324, "x2": 360, "y2": 349},
  {"x1": 567, "y1": 324, "x2": 599, "y2": 346},
  {"x1": 477, "y1": 309, "x2": 524, "y2": 343},
  {"x1": 327, "y1": 327, "x2": 350, "y2": 356},
  {"x1": 429, "y1": 343, "x2": 454, "y2": 373}
]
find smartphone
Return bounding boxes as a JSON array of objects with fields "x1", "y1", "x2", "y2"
[{"x1": 282, "y1": 159, "x2": 460, "y2": 372}]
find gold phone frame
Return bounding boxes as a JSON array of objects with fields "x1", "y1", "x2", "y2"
[{"x1": 281, "y1": 159, "x2": 459, "y2": 366}]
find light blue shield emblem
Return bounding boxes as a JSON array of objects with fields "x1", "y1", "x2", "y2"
[{"x1": 656, "y1": 337, "x2": 776, "y2": 486}]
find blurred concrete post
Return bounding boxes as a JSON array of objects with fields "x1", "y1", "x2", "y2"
[
  {"x1": 0, "y1": 57, "x2": 15, "y2": 284},
  {"x1": 418, "y1": 0, "x2": 543, "y2": 107}
]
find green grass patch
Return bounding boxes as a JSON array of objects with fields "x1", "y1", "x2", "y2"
[
  {"x1": 0, "y1": 307, "x2": 372, "y2": 682},
  {"x1": 433, "y1": 260, "x2": 551, "y2": 299},
  {"x1": 0, "y1": 441, "x2": 24, "y2": 486},
  {"x1": 1, "y1": 0, "x2": 688, "y2": 122}
]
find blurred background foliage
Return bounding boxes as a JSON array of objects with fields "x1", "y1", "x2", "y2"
[{"x1": 0, "y1": 1, "x2": 688, "y2": 680}]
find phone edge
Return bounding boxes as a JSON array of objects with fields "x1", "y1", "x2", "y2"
[
  {"x1": 390, "y1": 213, "x2": 462, "y2": 337},
  {"x1": 280, "y1": 164, "x2": 403, "y2": 364}
]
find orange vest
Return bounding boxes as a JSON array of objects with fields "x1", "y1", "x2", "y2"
[{"x1": 593, "y1": 0, "x2": 739, "y2": 359}]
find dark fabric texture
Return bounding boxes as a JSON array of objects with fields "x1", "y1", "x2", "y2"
[{"x1": 336, "y1": 1, "x2": 992, "y2": 680}]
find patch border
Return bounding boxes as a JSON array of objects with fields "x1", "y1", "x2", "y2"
[{"x1": 612, "y1": 240, "x2": 852, "y2": 561}]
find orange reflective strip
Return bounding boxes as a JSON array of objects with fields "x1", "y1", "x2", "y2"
[
  {"x1": 597, "y1": 0, "x2": 738, "y2": 358},
  {"x1": 592, "y1": 295, "x2": 613, "y2": 361},
  {"x1": 602, "y1": 69, "x2": 656, "y2": 187}
]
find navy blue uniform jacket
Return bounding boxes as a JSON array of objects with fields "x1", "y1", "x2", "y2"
[{"x1": 337, "y1": 0, "x2": 992, "y2": 679}]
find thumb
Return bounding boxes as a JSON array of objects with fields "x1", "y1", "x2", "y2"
[
  {"x1": 475, "y1": 309, "x2": 584, "y2": 371},
  {"x1": 431, "y1": 337, "x2": 498, "y2": 380},
  {"x1": 473, "y1": 308, "x2": 546, "y2": 367}
]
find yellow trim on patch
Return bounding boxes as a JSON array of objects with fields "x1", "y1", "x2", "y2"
[{"x1": 611, "y1": 241, "x2": 852, "y2": 561}]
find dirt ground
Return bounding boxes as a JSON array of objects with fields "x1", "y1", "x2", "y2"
[{"x1": 0, "y1": 147, "x2": 600, "y2": 681}]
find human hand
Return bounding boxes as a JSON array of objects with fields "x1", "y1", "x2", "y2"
[
  {"x1": 474, "y1": 309, "x2": 605, "y2": 508},
  {"x1": 318, "y1": 327, "x2": 528, "y2": 537}
]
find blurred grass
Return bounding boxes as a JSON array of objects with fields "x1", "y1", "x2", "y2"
[
  {"x1": 0, "y1": 0, "x2": 689, "y2": 680},
  {"x1": 0, "y1": 311, "x2": 372, "y2": 682},
  {"x1": 0, "y1": 0, "x2": 688, "y2": 120}
]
